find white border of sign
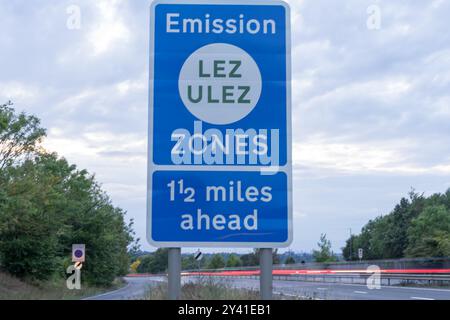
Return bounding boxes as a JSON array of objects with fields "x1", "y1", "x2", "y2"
[{"x1": 147, "y1": 0, "x2": 293, "y2": 248}]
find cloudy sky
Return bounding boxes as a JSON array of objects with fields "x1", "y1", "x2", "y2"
[{"x1": 1, "y1": 0, "x2": 449, "y2": 253}]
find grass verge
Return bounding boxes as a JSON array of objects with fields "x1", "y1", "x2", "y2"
[
  {"x1": 0, "y1": 272, "x2": 125, "y2": 300},
  {"x1": 145, "y1": 277, "x2": 311, "y2": 300}
]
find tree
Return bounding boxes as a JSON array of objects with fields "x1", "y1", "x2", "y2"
[
  {"x1": 182, "y1": 255, "x2": 199, "y2": 271},
  {"x1": 342, "y1": 189, "x2": 450, "y2": 260},
  {"x1": 365, "y1": 217, "x2": 390, "y2": 260},
  {"x1": 342, "y1": 235, "x2": 357, "y2": 261},
  {"x1": 0, "y1": 104, "x2": 135, "y2": 286},
  {"x1": 136, "y1": 249, "x2": 169, "y2": 274},
  {"x1": 241, "y1": 252, "x2": 258, "y2": 266},
  {"x1": 0, "y1": 155, "x2": 68, "y2": 279},
  {"x1": 405, "y1": 205, "x2": 450, "y2": 257},
  {"x1": 313, "y1": 234, "x2": 337, "y2": 263},
  {"x1": 378, "y1": 192, "x2": 425, "y2": 259},
  {"x1": 226, "y1": 254, "x2": 242, "y2": 268},
  {"x1": 285, "y1": 256, "x2": 296, "y2": 264},
  {"x1": 0, "y1": 154, "x2": 134, "y2": 284},
  {"x1": 137, "y1": 255, "x2": 155, "y2": 274},
  {"x1": 273, "y1": 249, "x2": 281, "y2": 265},
  {"x1": 0, "y1": 101, "x2": 46, "y2": 169},
  {"x1": 240, "y1": 249, "x2": 280, "y2": 266},
  {"x1": 151, "y1": 248, "x2": 169, "y2": 273},
  {"x1": 127, "y1": 219, "x2": 141, "y2": 259},
  {"x1": 130, "y1": 260, "x2": 141, "y2": 273},
  {"x1": 207, "y1": 254, "x2": 225, "y2": 269},
  {"x1": 253, "y1": 249, "x2": 280, "y2": 265}
]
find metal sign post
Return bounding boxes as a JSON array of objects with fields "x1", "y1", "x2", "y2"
[
  {"x1": 168, "y1": 248, "x2": 181, "y2": 300},
  {"x1": 358, "y1": 248, "x2": 364, "y2": 261},
  {"x1": 260, "y1": 248, "x2": 273, "y2": 300}
]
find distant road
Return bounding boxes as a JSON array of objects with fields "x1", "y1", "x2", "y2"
[
  {"x1": 220, "y1": 277, "x2": 450, "y2": 300},
  {"x1": 85, "y1": 275, "x2": 450, "y2": 300},
  {"x1": 84, "y1": 276, "x2": 166, "y2": 300}
]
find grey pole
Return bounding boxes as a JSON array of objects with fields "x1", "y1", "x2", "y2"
[
  {"x1": 168, "y1": 248, "x2": 181, "y2": 300},
  {"x1": 349, "y1": 228, "x2": 352, "y2": 260},
  {"x1": 259, "y1": 248, "x2": 273, "y2": 300}
]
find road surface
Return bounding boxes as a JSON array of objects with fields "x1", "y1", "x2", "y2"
[
  {"x1": 220, "y1": 277, "x2": 450, "y2": 300},
  {"x1": 85, "y1": 276, "x2": 166, "y2": 300},
  {"x1": 85, "y1": 276, "x2": 450, "y2": 300}
]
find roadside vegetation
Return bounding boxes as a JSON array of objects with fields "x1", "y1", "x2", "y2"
[
  {"x1": 343, "y1": 190, "x2": 450, "y2": 260},
  {"x1": 144, "y1": 277, "x2": 259, "y2": 300},
  {"x1": 0, "y1": 271, "x2": 126, "y2": 300},
  {"x1": 146, "y1": 281, "x2": 259, "y2": 300},
  {"x1": 132, "y1": 249, "x2": 285, "y2": 274},
  {"x1": 313, "y1": 234, "x2": 338, "y2": 263},
  {"x1": 145, "y1": 277, "x2": 316, "y2": 300},
  {"x1": 0, "y1": 101, "x2": 138, "y2": 296}
]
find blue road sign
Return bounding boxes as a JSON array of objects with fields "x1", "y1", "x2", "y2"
[{"x1": 148, "y1": 0, "x2": 292, "y2": 248}]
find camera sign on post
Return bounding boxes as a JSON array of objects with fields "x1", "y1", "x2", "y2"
[{"x1": 148, "y1": 0, "x2": 292, "y2": 248}]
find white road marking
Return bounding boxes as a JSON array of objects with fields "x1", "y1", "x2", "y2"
[
  {"x1": 273, "y1": 291, "x2": 319, "y2": 300},
  {"x1": 383, "y1": 286, "x2": 450, "y2": 293},
  {"x1": 354, "y1": 291, "x2": 368, "y2": 294},
  {"x1": 275, "y1": 291, "x2": 298, "y2": 297},
  {"x1": 411, "y1": 297, "x2": 435, "y2": 300},
  {"x1": 273, "y1": 279, "x2": 450, "y2": 293}
]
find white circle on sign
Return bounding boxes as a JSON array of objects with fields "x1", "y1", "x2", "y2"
[{"x1": 179, "y1": 43, "x2": 262, "y2": 125}]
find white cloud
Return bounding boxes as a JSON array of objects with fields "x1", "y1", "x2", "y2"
[
  {"x1": 301, "y1": 77, "x2": 413, "y2": 112},
  {"x1": 44, "y1": 130, "x2": 146, "y2": 161},
  {"x1": 294, "y1": 138, "x2": 450, "y2": 176},
  {"x1": 87, "y1": 0, "x2": 131, "y2": 56},
  {"x1": 294, "y1": 139, "x2": 405, "y2": 172},
  {"x1": 116, "y1": 76, "x2": 147, "y2": 96},
  {"x1": 0, "y1": 82, "x2": 40, "y2": 104}
]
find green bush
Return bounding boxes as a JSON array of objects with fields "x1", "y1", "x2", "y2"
[
  {"x1": 0, "y1": 103, "x2": 135, "y2": 286},
  {"x1": 343, "y1": 190, "x2": 450, "y2": 260}
]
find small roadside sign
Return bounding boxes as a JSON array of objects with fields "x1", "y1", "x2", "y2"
[
  {"x1": 194, "y1": 250, "x2": 203, "y2": 261},
  {"x1": 72, "y1": 244, "x2": 86, "y2": 263}
]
